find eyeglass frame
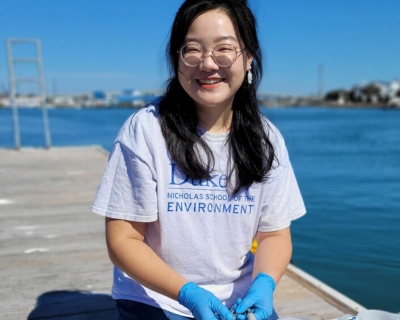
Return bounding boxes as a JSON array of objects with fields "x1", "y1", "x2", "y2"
[{"x1": 177, "y1": 43, "x2": 246, "y2": 68}]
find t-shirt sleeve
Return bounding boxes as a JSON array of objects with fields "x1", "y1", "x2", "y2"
[
  {"x1": 91, "y1": 111, "x2": 158, "y2": 222},
  {"x1": 257, "y1": 124, "x2": 306, "y2": 232}
]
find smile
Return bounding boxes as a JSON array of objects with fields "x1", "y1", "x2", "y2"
[{"x1": 197, "y1": 78, "x2": 223, "y2": 85}]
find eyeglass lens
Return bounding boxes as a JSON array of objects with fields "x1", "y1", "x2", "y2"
[{"x1": 181, "y1": 44, "x2": 238, "y2": 67}]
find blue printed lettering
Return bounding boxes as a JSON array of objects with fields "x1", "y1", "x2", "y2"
[
  {"x1": 219, "y1": 175, "x2": 228, "y2": 188},
  {"x1": 192, "y1": 179, "x2": 203, "y2": 187},
  {"x1": 204, "y1": 175, "x2": 218, "y2": 187},
  {"x1": 222, "y1": 204, "x2": 231, "y2": 213},
  {"x1": 170, "y1": 163, "x2": 227, "y2": 188},
  {"x1": 184, "y1": 202, "x2": 192, "y2": 211},
  {"x1": 166, "y1": 201, "x2": 254, "y2": 214},
  {"x1": 170, "y1": 164, "x2": 189, "y2": 185}
]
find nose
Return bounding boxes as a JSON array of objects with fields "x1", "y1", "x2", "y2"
[{"x1": 199, "y1": 54, "x2": 219, "y2": 72}]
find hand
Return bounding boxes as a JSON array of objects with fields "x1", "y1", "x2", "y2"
[
  {"x1": 178, "y1": 282, "x2": 234, "y2": 320},
  {"x1": 234, "y1": 273, "x2": 275, "y2": 320}
]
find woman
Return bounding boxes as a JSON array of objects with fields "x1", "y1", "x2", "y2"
[{"x1": 92, "y1": 0, "x2": 306, "y2": 319}]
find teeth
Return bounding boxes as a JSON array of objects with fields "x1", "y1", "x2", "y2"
[{"x1": 199, "y1": 79, "x2": 222, "y2": 84}]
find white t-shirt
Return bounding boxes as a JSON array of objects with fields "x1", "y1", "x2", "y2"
[{"x1": 91, "y1": 101, "x2": 306, "y2": 317}]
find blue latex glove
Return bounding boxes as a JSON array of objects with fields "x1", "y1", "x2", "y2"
[
  {"x1": 178, "y1": 282, "x2": 234, "y2": 320},
  {"x1": 234, "y1": 273, "x2": 275, "y2": 320}
]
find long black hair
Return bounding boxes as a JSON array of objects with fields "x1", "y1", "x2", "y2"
[{"x1": 159, "y1": 0, "x2": 275, "y2": 195}]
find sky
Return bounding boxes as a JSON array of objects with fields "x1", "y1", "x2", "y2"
[{"x1": 1, "y1": 0, "x2": 399, "y2": 96}]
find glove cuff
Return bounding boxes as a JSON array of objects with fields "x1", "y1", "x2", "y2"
[
  {"x1": 177, "y1": 281, "x2": 197, "y2": 306},
  {"x1": 254, "y1": 273, "x2": 276, "y2": 291}
]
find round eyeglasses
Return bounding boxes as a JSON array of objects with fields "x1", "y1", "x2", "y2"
[{"x1": 178, "y1": 43, "x2": 246, "y2": 68}]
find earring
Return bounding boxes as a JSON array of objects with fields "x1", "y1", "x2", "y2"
[{"x1": 247, "y1": 67, "x2": 253, "y2": 84}]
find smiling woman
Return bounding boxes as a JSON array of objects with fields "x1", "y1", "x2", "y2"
[
  {"x1": 177, "y1": 10, "x2": 251, "y2": 119},
  {"x1": 91, "y1": 1, "x2": 306, "y2": 320}
]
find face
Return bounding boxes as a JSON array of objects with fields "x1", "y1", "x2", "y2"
[{"x1": 178, "y1": 9, "x2": 252, "y2": 112}]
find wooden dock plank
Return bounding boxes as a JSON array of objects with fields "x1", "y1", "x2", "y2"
[
  {"x1": 0, "y1": 147, "x2": 115, "y2": 320},
  {"x1": 0, "y1": 147, "x2": 362, "y2": 319}
]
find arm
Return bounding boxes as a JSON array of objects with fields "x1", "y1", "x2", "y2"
[
  {"x1": 105, "y1": 217, "x2": 234, "y2": 320},
  {"x1": 234, "y1": 227, "x2": 292, "y2": 320},
  {"x1": 105, "y1": 217, "x2": 187, "y2": 300},
  {"x1": 253, "y1": 226, "x2": 292, "y2": 283}
]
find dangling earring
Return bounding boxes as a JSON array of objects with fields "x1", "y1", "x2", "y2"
[{"x1": 247, "y1": 67, "x2": 253, "y2": 84}]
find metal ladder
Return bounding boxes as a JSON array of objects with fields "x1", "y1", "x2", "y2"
[{"x1": 6, "y1": 38, "x2": 51, "y2": 150}]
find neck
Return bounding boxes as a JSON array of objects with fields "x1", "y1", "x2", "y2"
[{"x1": 197, "y1": 105, "x2": 233, "y2": 133}]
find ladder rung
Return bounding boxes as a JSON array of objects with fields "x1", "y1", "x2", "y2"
[
  {"x1": 15, "y1": 78, "x2": 40, "y2": 83},
  {"x1": 8, "y1": 38, "x2": 38, "y2": 44},
  {"x1": 13, "y1": 58, "x2": 38, "y2": 63},
  {"x1": 6, "y1": 38, "x2": 52, "y2": 149}
]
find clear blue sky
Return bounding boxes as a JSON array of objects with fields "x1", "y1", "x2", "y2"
[{"x1": 1, "y1": 0, "x2": 399, "y2": 96}]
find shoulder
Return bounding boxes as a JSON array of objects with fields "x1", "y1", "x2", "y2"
[
  {"x1": 116, "y1": 98, "x2": 161, "y2": 142},
  {"x1": 112, "y1": 99, "x2": 163, "y2": 156},
  {"x1": 121, "y1": 98, "x2": 161, "y2": 130}
]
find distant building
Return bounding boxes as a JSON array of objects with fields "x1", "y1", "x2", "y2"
[
  {"x1": 1, "y1": 88, "x2": 163, "y2": 109},
  {"x1": 93, "y1": 91, "x2": 106, "y2": 100},
  {"x1": 325, "y1": 79, "x2": 400, "y2": 107},
  {"x1": 325, "y1": 89, "x2": 349, "y2": 105},
  {"x1": 388, "y1": 80, "x2": 400, "y2": 106}
]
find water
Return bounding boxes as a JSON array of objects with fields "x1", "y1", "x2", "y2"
[{"x1": 1, "y1": 106, "x2": 399, "y2": 312}]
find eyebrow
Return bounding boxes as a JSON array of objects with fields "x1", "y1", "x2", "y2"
[{"x1": 183, "y1": 35, "x2": 239, "y2": 44}]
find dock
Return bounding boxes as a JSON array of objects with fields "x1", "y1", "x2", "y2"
[{"x1": 0, "y1": 146, "x2": 365, "y2": 320}]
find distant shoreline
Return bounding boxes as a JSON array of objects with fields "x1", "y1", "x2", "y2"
[
  {"x1": 1, "y1": 100, "x2": 399, "y2": 110},
  {"x1": 260, "y1": 101, "x2": 399, "y2": 109}
]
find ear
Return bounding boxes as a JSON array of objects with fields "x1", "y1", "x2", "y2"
[{"x1": 246, "y1": 54, "x2": 253, "y2": 71}]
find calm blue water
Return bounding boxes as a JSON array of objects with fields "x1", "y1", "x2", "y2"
[{"x1": 1, "y1": 106, "x2": 399, "y2": 312}]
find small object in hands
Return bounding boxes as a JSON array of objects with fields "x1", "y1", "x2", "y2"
[
  {"x1": 246, "y1": 308, "x2": 256, "y2": 320},
  {"x1": 337, "y1": 316, "x2": 357, "y2": 320},
  {"x1": 279, "y1": 318, "x2": 311, "y2": 320},
  {"x1": 230, "y1": 306, "x2": 238, "y2": 318},
  {"x1": 217, "y1": 307, "x2": 255, "y2": 319}
]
